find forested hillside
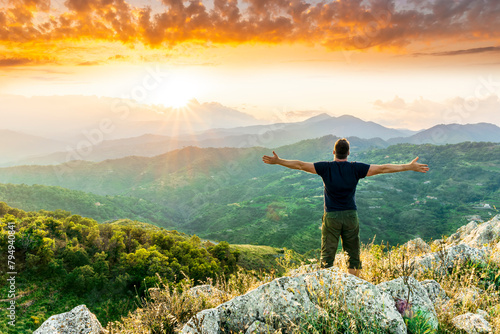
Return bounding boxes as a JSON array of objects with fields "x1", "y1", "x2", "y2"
[
  {"x1": 0, "y1": 138, "x2": 498, "y2": 252},
  {"x1": 0, "y1": 183, "x2": 180, "y2": 227},
  {"x1": 0, "y1": 204, "x2": 244, "y2": 333}
]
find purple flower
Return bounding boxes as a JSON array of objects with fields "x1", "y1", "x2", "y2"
[{"x1": 396, "y1": 298, "x2": 414, "y2": 318}]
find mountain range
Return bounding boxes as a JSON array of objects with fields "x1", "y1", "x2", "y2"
[
  {"x1": 388, "y1": 122, "x2": 500, "y2": 145},
  {"x1": 3, "y1": 112, "x2": 500, "y2": 167},
  {"x1": 0, "y1": 129, "x2": 67, "y2": 164}
]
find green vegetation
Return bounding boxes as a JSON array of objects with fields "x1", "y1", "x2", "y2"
[
  {"x1": 0, "y1": 203, "x2": 242, "y2": 334},
  {"x1": 356, "y1": 142, "x2": 500, "y2": 245},
  {"x1": 0, "y1": 183, "x2": 180, "y2": 228},
  {"x1": 404, "y1": 310, "x2": 436, "y2": 334}
]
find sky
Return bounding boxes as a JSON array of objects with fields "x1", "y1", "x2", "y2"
[{"x1": 1, "y1": 0, "x2": 500, "y2": 131}]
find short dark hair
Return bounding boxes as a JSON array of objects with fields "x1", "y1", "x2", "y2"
[{"x1": 334, "y1": 138, "x2": 350, "y2": 159}]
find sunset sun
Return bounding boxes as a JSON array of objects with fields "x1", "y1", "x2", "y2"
[{"x1": 159, "y1": 75, "x2": 198, "y2": 109}]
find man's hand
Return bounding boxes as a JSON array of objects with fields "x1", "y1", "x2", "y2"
[
  {"x1": 262, "y1": 151, "x2": 280, "y2": 165},
  {"x1": 262, "y1": 151, "x2": 317, "y2": 174},
  {"x1": 409, "y1": 157, "x2": 429, "y2": 173}
]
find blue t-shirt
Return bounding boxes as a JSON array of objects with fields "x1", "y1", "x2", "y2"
[{"x1": 314, "y1": 161, "x2": 370, "y2": 212}]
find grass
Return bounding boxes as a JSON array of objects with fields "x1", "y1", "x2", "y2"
[
  {"x1": 106, "y1": 270, "x2": 272, "y2": 333},
  {"x1": 292, "y1": 301, "x2": 388, "y2": 334},
  {"x1": 231, "y1": 244, "x2": 305, "y2": 275}
]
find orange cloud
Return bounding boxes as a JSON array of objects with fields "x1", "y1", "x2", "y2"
[
  {"x1": 0, "y1": 57, "x2": 34, "y2": 67},
  {"x1": 1, "y1": 0, "x2": 500, "y2": 63}
]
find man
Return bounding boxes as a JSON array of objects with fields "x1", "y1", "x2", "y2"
[{"x1": 262, "y1": 138, "x2": 429, "y2": 277}]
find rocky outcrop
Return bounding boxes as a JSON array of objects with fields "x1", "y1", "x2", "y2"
[
  {"x1": 404, "y1": 216, "x2": 498, "y2": 277},
  {"x1": 420, "y1": 279, "x2": 450, "y2": 305},
  {"x1": 411, "y1": 243, "x2": 488, "y2": 275},
  {"x1": 33, "y1": 305, "x2": 104, "y2": 334},
  {"x1": 452, "y1": 312, "x2": 492, "y2": 334},
  {"x1": 448, "y1": 221, "x2": 479, "y2": 244},
  {"x1": 454, "y1": 215, "x2": 500, "y2": 248},
  {"x1": 181, "y1": 268, "x2": 407, "y2": 334},
  {"x1": 377, "y1": 276, "x2": 438, "y2": 331},
  {"x1": 406, "y1": 216, "x2": 499, "y2": 275},
  {"x1": 402, "y1": 217, "x2": 499, "y2": 333},
  {"x1": 404, "y1": 237, "x2": 431, "y2": 255}
]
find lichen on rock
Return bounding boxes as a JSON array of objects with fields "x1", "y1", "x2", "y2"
[{"x1": 33, "y1": 305, "x2": 104, "y2": 334}]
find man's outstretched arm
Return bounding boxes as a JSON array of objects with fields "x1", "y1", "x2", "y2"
[
  {"x1": 366, "y1": 157, "x2": 429, "y2": 177},
  {"x1": 262, "y1": 151, "x2": 317, "y2": 174}
]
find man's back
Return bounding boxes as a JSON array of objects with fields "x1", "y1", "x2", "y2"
[
  {"x1": 314, "y1": 161, "x2": 370, "y2": 212},
  {"x1": 262, "y1": 137, "x2": 428, "y2": 275}
]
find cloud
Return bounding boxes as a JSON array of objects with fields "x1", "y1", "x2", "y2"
[
  {"x1": 64, "y1": 0, "x2": 92, "y2": 13},
  {"x1": 108, "y1": 54, "x2": 127, "y2": 60},
  {"x1": 0, "y1": 57, "x2": 34, "y2": 67},
  {"x1": 78, "y1": 61, "x2": 101, "y2": 66},
  {"x1": 414, "y1": 46, "x2": 500, "y2": 57},
  {"x1": 1, "y1": 0, "x2": 500, "y2": 57},
  {"x1": 374, "y1": 96, "x2": 407, "y2": 110}
]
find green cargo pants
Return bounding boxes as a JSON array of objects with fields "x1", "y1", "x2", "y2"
[{"x1": 320, "y1": 210, "x2": 362, "y2": 269}]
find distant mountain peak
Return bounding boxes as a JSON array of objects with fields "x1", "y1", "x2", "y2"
[
  {"x1": 336, "y1": 114, "x2": 363, "y2": 121},
  {"x1": 302, "y1": 113, "x2": 332, "y2": 123}
]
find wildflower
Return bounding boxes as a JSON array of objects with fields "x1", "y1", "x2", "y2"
[{"x1": 395, "y1": 298, "x2": 414, "y2": 318}]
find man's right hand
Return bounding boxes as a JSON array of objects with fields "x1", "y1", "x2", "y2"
[{"x1": 262, "y1": 151, "x2": 280, "y2": 165}]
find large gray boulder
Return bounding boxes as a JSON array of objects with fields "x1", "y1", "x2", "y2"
[
  {"x1": 420, "y1": 279, "x2": 449, "y2": 306},
  {"x1": 33, "y1": 305, "x2": 104, "y2": 334},
  {"x1": 452, "y1": 312, "x2": 492, "y2": 334},
  {"x1": 411, "y1": 243, "x2": 488, "y2": 275},
  {"x1": 181, "y1": 268, "x2": 406, "y2": 334},
  {"x1": 302, "y1": 269, "x2": 406, "y2": 333},
  {"x1": 448, "y1": 221, "x2": 479, "y2": 244},
  {"x1": 460, "y1": 215, "x2": 500, "y2": 248},
  {"x1": 377, "y1": 276, "x2": 438, "y2": 331}
]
